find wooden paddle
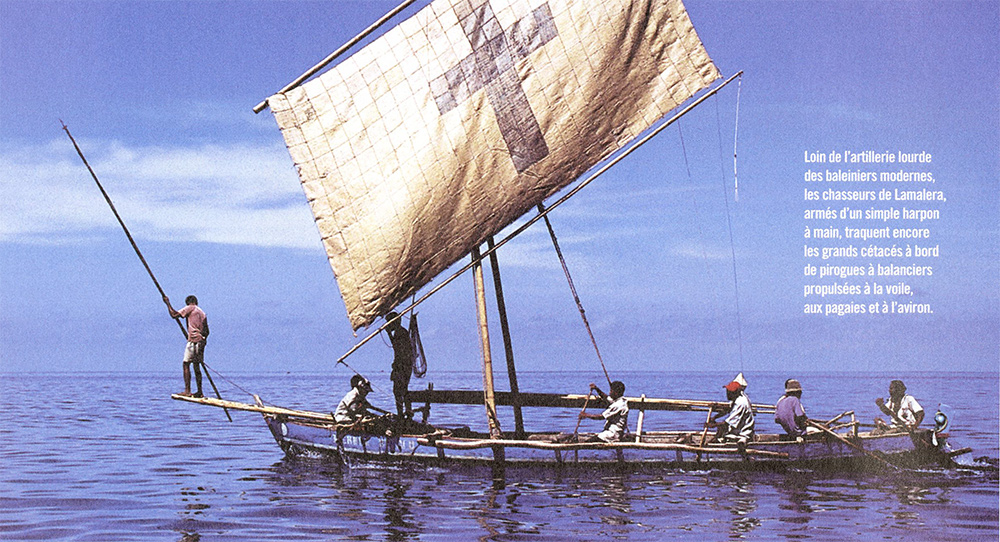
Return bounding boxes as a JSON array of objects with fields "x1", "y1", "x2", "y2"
[{"x1": 573, "y1": 389, "x2": 595, "y2": 437}]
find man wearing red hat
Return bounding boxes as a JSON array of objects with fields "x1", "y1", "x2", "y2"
[{"x1": 708, "y1": 380, "x2": 755, "y2": 443}]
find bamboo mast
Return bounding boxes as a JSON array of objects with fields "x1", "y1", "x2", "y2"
[
  {"x1": 471, "y1": 246, "x2": 502, "y2": 439},
  {"x1": 486, "y1": 236, "x2": 524, "y2": 438}
]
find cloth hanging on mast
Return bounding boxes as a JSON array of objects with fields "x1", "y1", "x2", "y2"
[{"x1": 268, "y1": 0, "x2": 720, "y2": 330}]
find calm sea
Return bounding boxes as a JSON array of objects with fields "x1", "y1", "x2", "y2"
[{"x1": 1, "y1": 371, "x2": 996, "y2": 541}]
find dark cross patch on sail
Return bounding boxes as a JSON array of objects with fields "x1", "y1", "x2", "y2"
[{"x1": 430, "y1": 0, "x2": 557, "y2": 173}]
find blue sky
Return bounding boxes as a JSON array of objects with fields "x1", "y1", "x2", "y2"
[{"x1": 1, "y1": 0, "x2": 997, "y2": 380}]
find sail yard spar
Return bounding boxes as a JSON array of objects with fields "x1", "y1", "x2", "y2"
[{"x1": 265, "y1": 0, "x2": 720, "y2": 331}]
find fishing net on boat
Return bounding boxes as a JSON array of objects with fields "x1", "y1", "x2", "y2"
[{"x1": 410, "y1": 312, "x2": 427, "y2": 378}]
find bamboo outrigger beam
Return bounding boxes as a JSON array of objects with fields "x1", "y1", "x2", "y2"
[
  {"x1": 172, "y1": 393, "x2": 333, "y2": 422},
  {"x1": 407, "y1": 389, "x2": 775, "y2": 414},
  {"x1": 174, "y1": 389, "x2": 776, "y2": 417}
]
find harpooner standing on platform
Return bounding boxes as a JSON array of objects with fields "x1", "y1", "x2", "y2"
[
  {"x1": 385, "y1": 312, "x2": 413, "y2": 420},
  {"x1": 578, "y1": 381, "x2": 629, "y2": 442},
  {"x1": 164, "y1": 295, "x2": 209, "y2": 398}
]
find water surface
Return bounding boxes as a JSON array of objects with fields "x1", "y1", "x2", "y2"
[{"x1": 1, "y1": 371, "x2": 996, "y2": 541}]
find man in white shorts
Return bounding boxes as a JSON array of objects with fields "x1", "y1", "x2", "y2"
[{"x1": 165, "y1": 295, "x2": 209, "y2": 398}]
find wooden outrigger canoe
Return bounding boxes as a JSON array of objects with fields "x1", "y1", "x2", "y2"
[
  {"x1": 165, "y1": 1, "x2": 973, "y2": 475},
  {"x1": 172, "y1": 389, "x2": 964, "y2": 471}
]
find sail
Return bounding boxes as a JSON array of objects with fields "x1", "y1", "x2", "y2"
[{"x1": 269, "y1": 0, "x2": 719, "y2": 329}]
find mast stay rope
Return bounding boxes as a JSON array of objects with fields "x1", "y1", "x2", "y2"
[
  {"x1": 714, "y1": 75, "x2": 745, "y2": 370},
  {"x1": 538, "y1": 204, "x2": 613, "y2": 388},
  {"x1": 676, "y1": 123, "x2": 732, "y2": 357}
]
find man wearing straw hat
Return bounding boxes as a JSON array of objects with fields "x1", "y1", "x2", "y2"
[{"x1": 775, "y1": 379, "x2": 809, "y2": 440}]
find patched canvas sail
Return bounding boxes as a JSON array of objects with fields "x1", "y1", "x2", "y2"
[{"x1": 269, "y1": 0, "x2": 719, "y2": 329}]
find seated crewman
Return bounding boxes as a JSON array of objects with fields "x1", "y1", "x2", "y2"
[
  {"x1": 334, "y1": 374, "x2": 374, "y2": 425},
  {"x1": 578, "y1": 381, "x2": 629, "y2": 442},
  {"x1": 775, "y1": 379, "x2": 809, "y2": 440},
  {"x1": 708, "y1": 380, "x2": 755, "y2": 444}
]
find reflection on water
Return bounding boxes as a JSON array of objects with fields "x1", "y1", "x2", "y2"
[{"x1": 248, "y1": 454, "x2": 998, "y2": 541}]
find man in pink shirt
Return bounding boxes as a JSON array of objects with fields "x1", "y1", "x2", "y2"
[{"x1": 165, "y1": 295, "x2": 209, "y2": 397}]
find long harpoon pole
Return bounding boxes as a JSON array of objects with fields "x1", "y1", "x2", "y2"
[{"x1": 62, "y1": 122, "x2": 231, "y2": 422}]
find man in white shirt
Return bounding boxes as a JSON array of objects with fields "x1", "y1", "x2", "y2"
[
  {"x1": 579, "y1": 381, "x2": 629, "y2": 442},
  {"x1": 334, "y1": 375, "x2": 375, "y2": 424},
  {"x1": 876, "y1": 379, "x2": 924, "y2": 429},
  {"x1": 709, "y1": 380, "x2": 755, "y2": 444}
]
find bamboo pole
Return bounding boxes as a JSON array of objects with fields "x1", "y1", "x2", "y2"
[
  {"x1": 807, "y1": 420, "x2": 903, "y2": 471},
  {"x1": 406, "y1": 389, "x2": 775, "y2": 413},
  {"x1": 472, "y1": 246, "x2": 502, "y2": 439},
  {"x1": 253, "y1": 0, "x2": 417, "y2": 113},
  {"x1": 634, "y1": 394, "x2": 646, "y2": 443},
  {"x1": 572, "y1": 390, "x2": 594, "y2": 436},
  {"x1": 61, "y1": 122, "x2": 232, "y2": 421},
  {"x1": 334, "y1": 71, "x2": 744, "y2": 366},
  {"x1": 486, "y1": 237, "x2": 524, "y2": 438},
  {"x1": 697, "y1": 405, "x2": 714, "y2": 461}
]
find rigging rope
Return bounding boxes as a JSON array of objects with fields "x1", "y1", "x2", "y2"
[
  {"x1": 733, "y1": 76, "x2": 742, "y2": 202},
  {"x1": 537, "y1": 203, "x2": 612, "y2": 388},
  {"x1": 199, "y1": 361, "x2": 255, "y2": 398},
  {"x1": 715, "y1": 75, "x2": 745, "y2": 370},
  {"x1": 676, "y1": 123, "x2": 731, "y2": 355}
]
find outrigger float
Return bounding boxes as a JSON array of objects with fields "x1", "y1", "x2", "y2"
[{"x1": 172, "y1": 390, "x2": 967, "y2": 471}]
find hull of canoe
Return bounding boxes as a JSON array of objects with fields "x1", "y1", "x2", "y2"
[{"x1": 263, "y1": 415, "x2": 950, "y2": 471}]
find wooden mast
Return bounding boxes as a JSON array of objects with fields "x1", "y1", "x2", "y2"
[
  {"x1": 471, "y1": 246, "x2": 502, "y2": 439},
  {"x1": 486, "y1": 236, "x2": 524, "y2": 438}
]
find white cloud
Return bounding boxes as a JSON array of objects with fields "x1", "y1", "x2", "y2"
[{"x1": 0, "y1": 137, "x2": 322, "y2": 249}]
